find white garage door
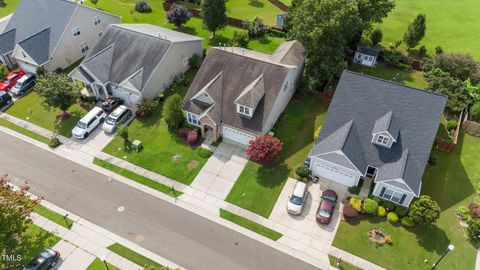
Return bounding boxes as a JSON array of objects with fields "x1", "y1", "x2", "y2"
[
  {"x1": 19, "y1": 62, "x2": 37, "y2": 74},
  {"x1": 313, "y1": 162, "x2": 357, "y2": 186},
  {"x1": 112, "y1": 87, "x2": 141, "y2": 104},
  {"x1": 222, "y1": 126, "x2": 255, "y2": 145}
]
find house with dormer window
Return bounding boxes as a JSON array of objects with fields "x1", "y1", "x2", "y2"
[
  {"x1": 306, "y1": 71, "x2": 447, "y2": 207},
  {"x1": 182, "y1": 40, "x2": 305, "y2": 145}
]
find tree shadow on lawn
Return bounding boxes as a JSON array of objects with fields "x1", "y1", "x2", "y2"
[
  {"x1": 256, "y1": 161, "x2": 290, "y2": 188},
  {"x1": 207, "y1": 35, "x2": 231, "y2": 47},
  {"x1": 248, "y1": 0, "x2": 265, "y2": 8},
  {"x1": 179, "y1": 26, "x2": 198, "y2": 36},
  {"x1": 410, "y1": 223, "x2": 450, "y2": 255},
  {"x1": 55, "y1": 110, "x2": 83, "y2": 137}
]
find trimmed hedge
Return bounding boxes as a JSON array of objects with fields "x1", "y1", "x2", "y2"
[
  {"x1": 395, "y1": 206, "x2": 408, "y2": 217},
  {"x1": 363, "y1": 198, "x2": 379, "y2": 215},
  {"x1": 387, "y1": 212, "x2": 399, "y2": 223},
  {"x1": 382, "y1": 200, "x2": 396, "y2": 211},
  {"x1": 377, "y1": 206, "x2": 386, "y2": 217},
  {"x1": 401, "y1": 217, "x2": 415, "y2": 227},
  {"x1": 350, "y1": 195, "x2": 362, "y2": 212},
  {"x1": 295, "y1": 165, "x2": 310, "y2": 178}
]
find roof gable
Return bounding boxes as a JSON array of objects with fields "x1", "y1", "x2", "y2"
[
  {"x1": 82, "y1": 44, "x2": 115, "y2": 83},
  {"x1": 0, "y1": 28, "x2": 16, "y2": 54},
  {"x1": 372, "y1": 110, "x2": 400, "y2": 141},
  {"x1": 235, "y1": 74, "x2": 265, "y2": 108},
  {"x1": 17, "y1": 28, "x2": 51, "y2": 65}
]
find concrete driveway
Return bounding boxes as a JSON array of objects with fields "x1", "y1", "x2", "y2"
[
  {"x1": 269, "y1": 177, "x2": 348, "y2": 255},
  {"x1": 191, "y1": 142, "x2": 248, "y2": 200}
]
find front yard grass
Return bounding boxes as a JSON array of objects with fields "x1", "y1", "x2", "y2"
[
  {"x1": 226, "y1": 94, "x2": 328, "y2": 217},
  {"x1": 107, "y1": 243, "x2": 164, "y2": 269},
  {"x1": 5, "y1": 92, "x2": 86, "y2": 138},
  {"x1": 220, "y1": 209, "x2": 283, "y2": 240},
  {"x1": 93, "y1": 158, "x2": 182, "y2": 197},
  {"x1": 102, "y1": 68, "x2": 207, "y2": 185},
  {"x1": 86, "y1": 258, "x2": 119, "y2": 270},
  {"x1": 328, "y1": 255, "x2": 363, "y2": 270},
  {"x1": 348, "y1": 63, "x2": 428, "y2": 89},
  {"x1": 0, "y1": 118, "x2": 50, "y2": 144},
  {"x1": 0, "y1": 223, "x2": 61, "y2": 269},
  {"x1": 332, "y1": 132, "x2": 480, "y2": 270},
  {"x1": 86, "y1": 0, "x2": 284, "y2": 54},
  {"x1": 34, "y1": 204, "x2": 73, "y2": 229},
  {"x1": 0, "y1": 0, "x2": 20, "y2": 18},
  {"x1": 225, "y1": 0, "x2": 283, "y2": 26}
]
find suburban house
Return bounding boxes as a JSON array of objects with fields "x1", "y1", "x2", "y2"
[
  {"x1": 69, "y1": 24, "x2": 203, "y2": 103},
  {"x1": 353, "y1": 46, "x2": 379, "y2": 67},
  {"x1": 0, "y1": 0, "x2": 120, "y2": 73},
  {"x1": 182, "y1": 40, "x2": 305, "y2": 145},
  {"x1": 307, "y1": 71, "x2": 447, "y2": 207}
]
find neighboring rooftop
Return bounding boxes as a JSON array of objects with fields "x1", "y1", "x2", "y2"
[
  {"x1": 357, "y1": 46, "x2": 380, "y2": 57},
  {"x1": 309, "y1": 71, "x2": 447, "y2": 195}
]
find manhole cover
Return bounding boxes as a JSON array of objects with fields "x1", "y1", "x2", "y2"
[{"x1": 117, "y1": 206, "x2": 125, "y2": 212}]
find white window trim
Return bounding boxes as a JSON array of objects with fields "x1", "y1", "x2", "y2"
[
  {"x1": 186, "y1": 112, "x2": 200, "y2": 126},
  {"x1": 72, "y1": 26, "x2": 80, "y2": 37},
  {"x1": 237, "y1": 104, "x2": 252, "y2": 117},
  {"x1": 381, "y1": 188, "x2": 404, "y2": 203},
  {"x1": 92, "y1": 15, "x2": 101, "y2": 26},
  {"x1": 79, "y1": 41, "x2": 89, "y2": 53},
  {"x1": 376, "y1": 135, "x2": 389, "y2": 145}
]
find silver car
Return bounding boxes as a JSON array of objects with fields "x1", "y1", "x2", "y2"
[
  {"x1": 102, "y1": 105, "x2": 132, "y2": 133},
  {"x1": 10, "y1": 73, "x2": 35, "y2": 96},
  {"x1": 287, "y1": 181, "x2": 308, "y2": 215}
]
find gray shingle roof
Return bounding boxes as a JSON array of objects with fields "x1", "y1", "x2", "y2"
[
  {"x1": 271, "y1": 40, "x2": 306, "y2": 66},
  {"x1": 309, "y1": 71, "x2": 447, "y2": 195},
  {"x1": 234, "y1": 74, "x2": 265, "y2": 108},
  {"x1": 357, "y1": 46, "x2": 380, "y2": 57},
  {"x1": 79, "y1": 24, "x2": 173, "y2": 92},
  {"x1": 372, "y1": 111, "x2": 400, "y2": 141},
  {"x1": 1, "y1": 0, "x2": 77, "y2": 61},
  {"x1": 18, "y1": 28, "x2": 51, "y2": 65},
  {"x1": 0, "y1": 29, "x2": 16, "y2": 54}
]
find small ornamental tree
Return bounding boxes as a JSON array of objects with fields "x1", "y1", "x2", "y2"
[
  {"x1": 232, "y1": 31, "x2": 249, "y2": 48},
  {"x1": 34, "y1": 72, "x2": 79, "y2": 119},
  {"x1": 167, "y1": 4, "x2": 192, "y2": 28},
  {"x1": 90, "y1": 0, "x2": 99, "y2": 6},
  {"x1": 246, "y1": 134, "x2": 283, "y2": 163},
  {"x1": 162, "y1": 94, "x2": 184, "y2": 131},
  {"x1": 118, "y1": 125, "x2": 129, "y2": 143},
  {"x1": 135, "y1": 0, "x2": 152, "y2": 13},
  {"x1": 369, "y1": 28, "x2": 383, "y2": 45},
  {"x1": 403, "y1": 14, "x2": 426, "y2": 49},
  {"x1": 0, "y1": 175, "x2": 41, "y2": 253},
  {"x1": 201, "y1": 0, "x2": 226, "y2": 38},
  {"x1": 468, "y1": 218, "x2": 480, "y2": 245},
  {"x1": 243, "y1": 16, "x2": 268, "y2": 38},
  {"x1": 363, "y1": 198, "x2": 379, "y2": 215},
  {"x1": 0, "y1": 64, "x2": 8, "y2": 80},
  {"x1": 408, "y1": 195, "x2": 441, "y2": 224}
]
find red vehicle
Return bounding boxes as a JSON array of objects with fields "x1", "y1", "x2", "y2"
[
  {"x1": 315, "y1": 189, "x2": 338, "y2": 224},
  {"x1": 0, "y1": 69, "x2": 25, "y2": 92}
]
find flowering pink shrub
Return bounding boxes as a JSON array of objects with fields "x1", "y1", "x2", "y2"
[
  {"x1": 246, "y1": 134, "x2": 283, "y2": 163},
  {"x1": 186, "y1": 130, "x2": 198, "y2": 145}
]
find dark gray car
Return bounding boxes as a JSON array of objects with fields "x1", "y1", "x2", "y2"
[{"x1": 10, "y1": 73, "x2": 36, "y2": 96}]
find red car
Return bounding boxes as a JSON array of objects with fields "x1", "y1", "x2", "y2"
[
  {"x1": 316, "y1": 189, "x2": 338, "y2": 224},
  {"x1": 0, "y1": 69, "x2": 25, "y2": 92}
]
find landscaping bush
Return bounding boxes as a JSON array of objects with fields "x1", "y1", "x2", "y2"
[
  {"x1": 243, "y1": 16, "x2": 268, "y2": 38},
  {"x1": 232, "y1": 31, "x2": 249, "y2": 48},
  {"x1": 348, "y1": 179, "x2": 364, "y2": 195},
  {"x1": 167, "y1": 4, "x2": 192, "y2": 28},
  {"x1": 118, "y1": 125, "x2": 129, "y2": 142},
  {"x1": 196, "y1": 147, "x2": 213, "y2": 158},
  {"x1": 384, "y1": 50, "x2": 402, "y2": 67},
  {"x1": 0, "y1": 65, "x2": 8, "y2": 80},
  {"x1": 418, "y1": 45, "x2": 427, "y2": 58},
  {"x1": 381, "y1": 200, "x2": 396, "y2": 211},
  {"x1": 136, "y1": 98, "x2": 157, "y2": 118},
  {"x1": 469, "y1": 202, "x2": 480, "y2": 218},
  {"x1": 468, "y1": 218, "x2": 480, "y2": 245},
  {"x1": 266, "y1": 28, "x2": 286, "y2": 38},
  {"x1": 446, "y1": 120, "x2": 458, "y2": 131},
  {"x1": 246, "y1": 134, "x2": 283, "y2": 164},
  {"x1": 363, "y1": 198, "x2": 379, "y2": 215},
  {"x1": 187, "y1": 130, "x2": 199, "y2": 145},
  {"x1": 80, "y1": 95, "x2": 97, "y2": 104},
  {"x1": 369, "y1": 28, "x2": 383, "y2": 45},
  {"x1": 470, "y1": 102, "x2": 480, "y2": 122},
  {"x1": 397, "y1": 63, "x2": 411, "y2": 72},
  {"x1": 387, "y1": 212, "x2": 399, "y2": 223},
  {"x1": 48, "y1": 137, "x2": 61, "y2": 148},
  {"x1": 135, "y1": 0, "x2": 152, "y2": 13},
  {"x1": 428, "y1": 154, "x2": 439, "y2": 166},
  {"x1": 401, "y1": 217, "x2": 415, "y2": 227},
  {"x1": 457, "y1": 206, "x2": 471, "y2": 221},
  {"x1": 369, "y1": 196, "x2": 381, "y2": 204},
  {"x1": 349, "y1": 195, "x2": 362, "y2": 212},
  {"x1": 395, "y1": 206, "x2": 408, "y2": 218},
  {"x1": 313, "y1": 125, "x2": 321, "y2": 140},
  {"x1": 435, "y1": 46, "x2": 443, "y2": 55},
  {"x1": 343, "y1": 204, "x2": 358, "y2": 220},
  {"x1": 295, "y1": 165, "x2": 309, "y2": 178},
  {"x1": 163, "y1": 94, "x2": 184, "y2": 130},
  {"x1": 36, "y1": 66, "x2": 47, "y2": 76},
  {"x1": 188, "y1": 54, "x2": 202, "y2": 68},
  {"x1": 377, "y1": 206, "x2": 386, "y2": 217},
  {"x1": 178, "y1": 127, "x2": 190, "y2": 138},
  {"x1": 409, "y1": 195, "x2": 441, "y2": 224}
]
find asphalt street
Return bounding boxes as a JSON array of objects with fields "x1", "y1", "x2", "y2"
[{"x1": 0, "y1": 131, "x2": 320, "y2": 270}]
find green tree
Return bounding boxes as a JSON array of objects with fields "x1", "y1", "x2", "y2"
[
  {"x1": 232, "y1": 31, "x2": 249, "y2": 48},
  {"x1": 468, "y1": 218, "x2": 480, "y2": 245},
  {"x1": 0, "y1": 176, "x2": 41, "y2": 253},
  {"x1": 163, "y1": 94, "x2": 184, "y2": 130},
  {"x1": 0, "y1": 65, "x2": 8, "y2": 80},
  {"x1": 201, "y1": 0, "x2": 226, "y2": 38},
  {"x1": 470, "y1": 102, "x2": 480, "y2": 122},
  {"x1": 354, "y1": 0, "x2": 395, "y2": 32},
  {"x1": 34, "y1": 72, "x2": 79, "y2": 118},
  {"x1": 425, "y1": 68, "x2": 472, "y2": 113},
  {"x1": 369, "y1": 28, "x2": 383, "y2": 45},
  {"x1": 118, "y1": 125, "x2": 129, "y2": 142},
  {"x1": 403, "y1": 14, "x2": 426, "y2": 49},
  {"x1": 288, "y1": 0, "x2": 361, "y2": 88},
  {"x1": 408, "y1": 195, "x2": 441, "y2": 224},
  {"x1": 424, "y1": 53, "x2": 480, "y2": 82},
  {"x1": 90, "y1": 0, "x2": 99, "y2": 6}
]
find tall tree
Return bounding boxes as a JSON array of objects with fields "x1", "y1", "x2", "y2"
[
  {"x1": 201, "y1": 0, "x2": 226, "y2": 38},
  {"x1": 163, "y1": 94, "x2": 184, "y2": 130},
  {"x1": 403, "y1": 14, "x2": 426, "y2": 49},
  {"x1": 167, "y1": 4, "x2": 192, "y2": 28},
  {"x1": 354, "y1": 0, "x2": 395, "y2": 32},
  {"x1": 34, "y1": 72, "x2": 79, "y2": 119},
  {"x1": 425, "y1": 68, "x2": 472, "y2": 113},
  {"x1": 288, "y1": 0, "x2": 361, "y2": 88},
  {"x1": 369, "y1": 28, "x2": 383, "y2": 45},
  {"x1": 408, "y1": 195, "x2": 440, "y2": 224},
  {"x1": 0, "y1": 175, "x2": 41, "y2": 253}
]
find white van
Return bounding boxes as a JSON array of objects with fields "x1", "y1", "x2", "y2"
[{"x1": 72, "y1": 107, "x2": 106, "y2": 139}]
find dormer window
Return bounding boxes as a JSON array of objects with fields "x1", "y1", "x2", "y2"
[
  {"x1": 238, "y1": 105, "x2": 251, "y2": 116},
  {"x1": 376, "y1": 135, "x2": 389, "y2": 145}
]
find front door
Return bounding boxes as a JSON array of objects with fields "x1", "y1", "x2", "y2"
[{"x1": 366, "y1": 166, "x2": 377, "y2": 178}]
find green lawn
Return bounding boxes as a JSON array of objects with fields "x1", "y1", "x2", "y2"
[
  {"x1": 5, "y1": 92, "x2": 86, "y2": 138},
  {"x1": 0, "y1": 118, "x2": 50, "y2": 144},
  {"x1": 34, "y1": 204, "x2": 73, "y2": 229},
  {"x1": 220, "y1": 209, "x2": 283, "y2": 240},
  {"x1": 102, "y1": 69, "x2": 207, "y2": 185},
  {"x1": 226, "y1": 94, "x2": 328, "y2": 217},
  {"x1": 225, "y1": 0, "x2": 282, "y2": 26},
  {"x1": 93, "y1": 158, "x2": 182, "y2": 197},
  {"x1": 377, "y1": 0, "x2": 480, "y2": 59},
  {"x1": 86, "y1": 0, "x2": 284, "y2": 54},
  {"x1": 107, "y1": 243, "x2": 164, "y2": 269},
  {"x1": 0, "y1": 0, "x2": 19, "y2": 17},
  {"x1": 333, "y1": 132, "x2": 480, "y2": 270},
  {"x1": 86, "y1": 258, "x2": 119, "y2": 270},
  {"x1": 0, "y1": 223, "x2": 61, "y2": 269},
  {"x1": 348, "y1": 63, "x2": 428, "y2": 89},
  {"x1": 328, "y1": 255, "x2": 363, "y2": 270}
]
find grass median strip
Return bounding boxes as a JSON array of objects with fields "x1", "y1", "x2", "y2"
[
  {"x1": 328, "y1": 255, "x2": 363, "y2": 270},
  {"x1": 107, "y1": 243, "x2": 164, "y2": 269},
  {"x1": 93, "y1": 158, "x2": 182, "y2": 197},
  {"x1": 219, "y1": 209, "x2": 282, "y2": 241},
  {"x1": 34, "y1": 204, "x2": 73, "y2": 229},
  {"x1": 0, "y1": 118, "x2": 50, "y2": 145}
]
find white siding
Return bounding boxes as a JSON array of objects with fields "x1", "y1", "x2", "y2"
[
  {"x1": 141, "y1": 40, "x2": 203, "y2": 99},
  {"x1": 309, "y1": 156, "x2": 362, "y2": 187},
  {"x1": 372, "y1": 182, "x2": 415, "y2": 207}
]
